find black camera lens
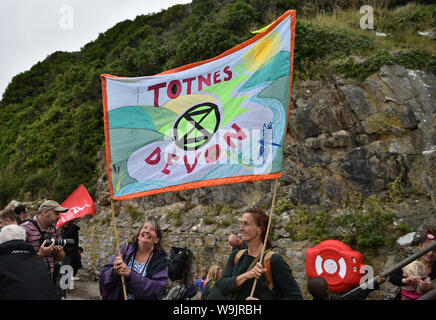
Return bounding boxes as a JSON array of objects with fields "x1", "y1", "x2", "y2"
[{"x1": 43, "y1": 238, "x2": 74, "y2": 247}]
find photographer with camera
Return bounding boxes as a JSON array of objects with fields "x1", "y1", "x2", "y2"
[{"x1": 21, "y1": 200, "x2": 69, "y2": 281}]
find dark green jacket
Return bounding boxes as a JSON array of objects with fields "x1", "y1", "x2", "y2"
[{"x1": 216, "y1": 249, "x2": 303, "y2": 300}]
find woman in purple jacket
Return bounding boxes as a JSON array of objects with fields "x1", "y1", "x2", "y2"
[{"x1": 99, "y1": 217, "x2": 168, "y2": 300}]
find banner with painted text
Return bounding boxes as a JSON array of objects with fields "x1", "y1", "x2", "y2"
[{"x1": 101, "y1": 10, "x2": 296, "y2": 200}]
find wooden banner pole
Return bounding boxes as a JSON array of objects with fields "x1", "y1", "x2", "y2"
[
  {"x1": 111, "y1": 199, "x2": 128, "y2": 300},
  {"x1": 249, "y1": 178, "x2": 279, "y2": 298}
]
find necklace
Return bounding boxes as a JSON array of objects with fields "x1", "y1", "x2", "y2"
[{"x1": 129, "y1": 251, "x2": 153, "y2": 277}]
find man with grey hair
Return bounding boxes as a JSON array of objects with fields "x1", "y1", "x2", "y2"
[
  {"x1": 21, "y1": 200, "x2": 68, "y2": 279},
  {"x1": 0, "y1": 223, "x2": 26, "y2": 244},
  {"x1": 0, "y1": 224, "x2": 59, "y2": 299}
]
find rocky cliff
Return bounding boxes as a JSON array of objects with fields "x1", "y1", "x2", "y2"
[{"x1": 7, "y1": 64, "x2": 435, "y2": 299}]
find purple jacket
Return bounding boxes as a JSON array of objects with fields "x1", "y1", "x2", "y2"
[{"x1": 99, "y1": 243, "x2": 168, "y2": 300}]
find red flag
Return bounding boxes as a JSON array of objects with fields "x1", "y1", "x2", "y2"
[{"x1": 56, "y1": 184, "x2": 95, "y2": 227}]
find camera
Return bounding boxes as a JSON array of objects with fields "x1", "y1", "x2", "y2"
[
  {"x1": 44, "y1": 238, "x2": 74, "y2": 246},
  {"x1": 41, "y1": 234, "x2": 74, "y2": 247}
]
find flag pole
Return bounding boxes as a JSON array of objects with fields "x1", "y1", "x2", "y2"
[
  {"x1": 249, "y1": 178, "x2": 279, "y2": 298},
  {"x1": 111, "y1": 199, "x2": 128, "y2": 300}
]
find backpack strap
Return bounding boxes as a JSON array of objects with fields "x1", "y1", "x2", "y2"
[
  {"x1": 209, "y1": 279, "x2": 216, "y2": 289},
  {"x1": 29, "y1": 219, "x2": 48, "y2": 243},
  {"x1": 263, "y1": 250, "x2": 276, "y2": 292},
  {"x1": 233, "y1": 249, "x2": 276, "y2": 293},
  {"x1": 29, "y1": 219, "x2": 44, "y2": 234},
  {"x1": 29, "y1": 219, "x2": 56, "y2": 240},
  {"x1": 234, "y1": 249, "x2": 246, "y2": 265},
  {"x1": 232, "y1": 250, "x2": 260, "y2": 300}
]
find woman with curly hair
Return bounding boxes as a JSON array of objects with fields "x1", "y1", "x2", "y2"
[{"x1": 99, "y1": 217, "x2": 168, "y2": 300}]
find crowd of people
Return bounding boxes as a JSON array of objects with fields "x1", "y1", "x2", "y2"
[
  {"x1": 0, "y1": 202, "x2": 435, "y2": 301},
  {"x1": 0, "y1": 200, "x2": 83, "y2": 299},
  {"x1": 96, "y1": 208, "x2": 436, "y2": 301}
]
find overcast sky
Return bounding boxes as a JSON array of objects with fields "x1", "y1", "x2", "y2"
[{"x1": 0, "y1": 0, "x2": 192, "y2": 98}]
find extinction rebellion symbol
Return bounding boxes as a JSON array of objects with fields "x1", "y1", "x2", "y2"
[{"x1": 173, "y1": 102, "x2": 220, "y2": 151}]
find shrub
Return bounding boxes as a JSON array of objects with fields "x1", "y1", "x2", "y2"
[
  {"x1": 274, "y1": 199, "x2": 294, "y2": 214},
  {"x1": 334, "y1": 50, "x2": 436, "y2": 81},
  {"x1": 285, "y1": 204, "x2": 331, "y2": 243},
  {"x1": 333, "y1": 195, "x2": 395, "y2": 247}
]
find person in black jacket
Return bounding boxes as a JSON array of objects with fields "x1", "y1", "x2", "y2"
[
  {"x1": 61, "y1": 219, "x2": 82, "y2": 279},
  {"x1": 389, "y1": 229, "x2": 436, "y2": 299},
  {"x1": 0, "y1": 224, "x2": 59, "y2": 300},
  {"x1": 307, "y1": 275, "x2": 387, "y2": 300}
]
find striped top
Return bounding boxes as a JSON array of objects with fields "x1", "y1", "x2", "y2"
[{"x1": 20, "y1": 217, "x2": 60, "y2": 277}]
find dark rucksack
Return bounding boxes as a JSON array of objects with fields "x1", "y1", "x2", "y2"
[{"x1": 167, "y1": 246, "x2": 189, "y2": 282}]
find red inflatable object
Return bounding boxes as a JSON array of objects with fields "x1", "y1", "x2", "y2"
[{"x1": 306, "y1": 240, "x2": 366, "y2": 293}]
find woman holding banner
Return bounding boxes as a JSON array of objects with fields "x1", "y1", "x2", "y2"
[
  {"x1": 216, "y1": 208, "x2": 303, "y2": 300},
  {"x1": 99, "y1": 217, "x2": 168, "y2": 300}
]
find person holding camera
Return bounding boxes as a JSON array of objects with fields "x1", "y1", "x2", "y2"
[{"x1": 21, "y1": 200, "x2": 69, "y2": 280}]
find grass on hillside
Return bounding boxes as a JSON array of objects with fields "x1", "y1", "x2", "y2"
[
  {"x1": 300, "y1": 3, "x2": 435, "y2": 56},
  {"x1": 294, "y1": 3, "x2": 436, "y2": 81}
]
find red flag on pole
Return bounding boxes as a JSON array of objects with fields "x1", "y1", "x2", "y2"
[{"x1": 56, "y1": 184, "x2": 95, "y2": 227}]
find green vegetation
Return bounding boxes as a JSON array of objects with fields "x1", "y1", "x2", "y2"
[
  {"x1": 214, "y1": 203, "x2": 236, "y2": 216},
  {"x1": 274, "y1": 199, "x2": 294, "y2": 214},
  {"x1": 168, "y1": 209, "x2": 183, "y2": 227},
  {"x1": 332, "y1": 194, "x2": 396, "y2": 247},
  {"x1": 280, "y1": 195, "x2": 396, "y2": 247},
  {"x1": 203, "y1": 216, "x2": 215, "y2": 225},
  {"x1": 202, "y1": 203, "x2": 235, "y2": 227},
  {"x1": 334, "y1": 49, "x2": 436, "y2": 81},
  {"x1": 126, "y1": 204, "x2": 143, "y2": 223},
  {"x1": 0, "y1": 0, "x2": 434, "y2": 206},
  {"x1": 277, "y1": 171, "x2": 425, "y2": 248},
  {"x1": 285, "y1": 204, "x2": 331, "y2": 244}
]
